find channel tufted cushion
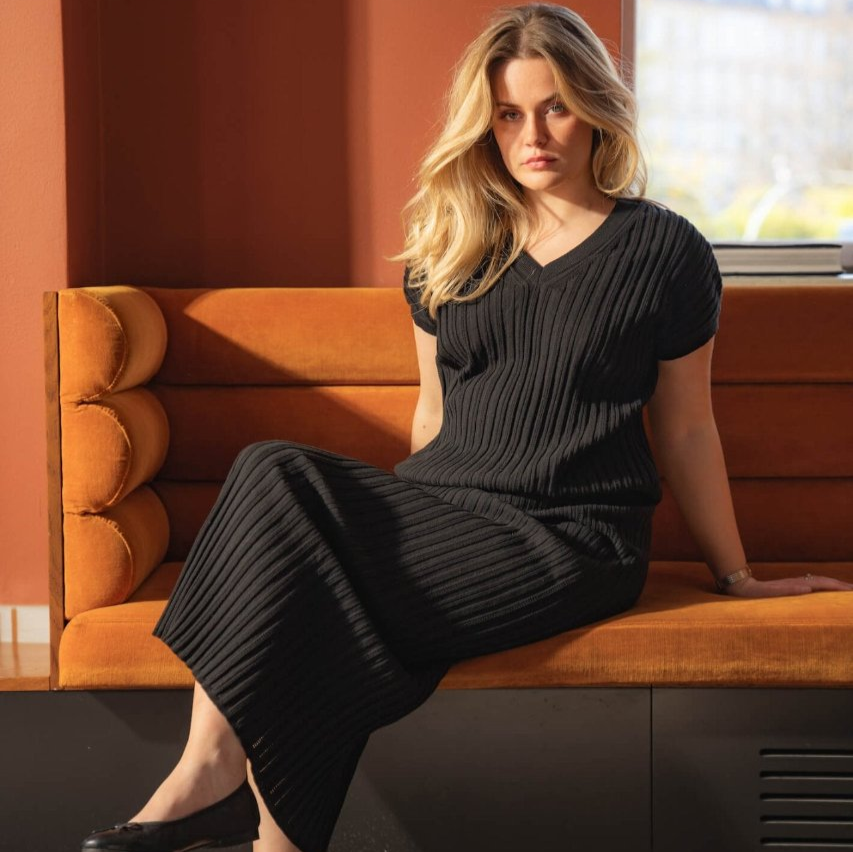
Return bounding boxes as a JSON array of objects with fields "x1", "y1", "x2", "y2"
[
  {"x1": 63, "y1": 485, "x2": 170, "y2": 619},
  {"x1": 58, "y1": 286, "x2": 167, "y2": 402},
  {"x1": 61, "y1": 387, "x2": 169, "y2": 512}
]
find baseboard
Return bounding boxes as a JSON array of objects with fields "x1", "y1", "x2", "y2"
[{"x1": 0, "y1": 605, "x2": 49, "y2": 644}]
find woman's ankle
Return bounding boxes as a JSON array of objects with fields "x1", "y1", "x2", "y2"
[
  {"x1": 130, "y1": 758, "x2": 246, "y2": 823},
  {"x1": 181, "y1": 739, "x2": 247, "y2": 781}
]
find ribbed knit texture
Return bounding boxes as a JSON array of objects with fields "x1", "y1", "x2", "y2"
[{"x1": 152, "y1": 196, "x2": 722, "y2": 852}]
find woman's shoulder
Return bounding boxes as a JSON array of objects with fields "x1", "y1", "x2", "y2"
[{"x1": 622, "y1": 196, "x2": 712, "y2": 250}]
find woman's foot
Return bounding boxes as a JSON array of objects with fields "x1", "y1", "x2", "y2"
[
  {"x1": 129, "y1": 754, "x2": 247, "y2": 824},
  {"x1": 81, "y1": 772, "x2": 260, "y2": 851},
  {"x1": 81, "y1": 680, "x2": 258, "y2": 850}
]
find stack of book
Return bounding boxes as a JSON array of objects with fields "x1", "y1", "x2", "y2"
[{"x1": 711, "y1": 242, "x2": 853, "y2": 276}]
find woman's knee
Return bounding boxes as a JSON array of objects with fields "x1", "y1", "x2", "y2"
[{"x1": 231, "y1": 440, "x2": 305, "y2": 480}]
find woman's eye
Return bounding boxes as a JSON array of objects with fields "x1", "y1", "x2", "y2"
[{"x1": 498, "y1": 103, "x2": 566, "y2": 120}]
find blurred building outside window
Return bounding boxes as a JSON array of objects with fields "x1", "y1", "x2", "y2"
[{"x1": 635, "y1": 0, "x2": 853, "y2": 251}]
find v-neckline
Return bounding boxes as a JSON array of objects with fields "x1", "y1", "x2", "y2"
[{"x1": 514, "y1": 197, "x2": 637, "y2": 280}]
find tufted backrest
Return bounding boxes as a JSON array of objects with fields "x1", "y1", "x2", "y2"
[
  {"x1": 138, "y1": 286, "x2": 422, "y2": 568},
  {"x1": 649, "y1": 279, "x2": 853, "y2": 566},
  {"x1": 47, "y1": 285, "x2": 420, "y2": 621},
  {"x1": 46, "y1": 281, "x2": 853, "y2": 625}
]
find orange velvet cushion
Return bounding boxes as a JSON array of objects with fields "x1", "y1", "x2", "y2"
[
  {"x1": 63, "y1": 486, "x2": 169, "y2": 619},
  {"x1": 58, "y1": 286, "x2": 167, "y2": 403},
  {"x1": 61, "y1": 387, "x2": 169, "y2": 512},
  {"x1": 57, "y1": 561, "x2": 853, "y2": 690},
  {"x1": 445, "y1": 561, "x2": 853, "y2": 689},
  {"x1": 58, "y1": 562, "x2": 192, "y2": 689},
  {"x1": 59, "y1": 287, "x2": 170, "y2": 619},
  {"x1": 139, "y1": 286, "x2": 417, "y2": 385}
]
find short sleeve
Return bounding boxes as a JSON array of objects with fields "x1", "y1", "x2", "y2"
[
  {"x1": 402, "y1": 265, "x2": 437, "y2": 336},
  {"x1": 655, "y1": 221, "x2": 723, "y2": 361}
]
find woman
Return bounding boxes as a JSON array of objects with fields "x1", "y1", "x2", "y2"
[{"x1": 81, "y1": 4, "x2": 853, "y2": 852}]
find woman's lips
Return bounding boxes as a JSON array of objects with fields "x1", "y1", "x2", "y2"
[{"x1": 524, "y1": 158, "x2": 556, "y2": 168}]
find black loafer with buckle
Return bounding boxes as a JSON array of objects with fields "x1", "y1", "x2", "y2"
[{"x1": 80, "y1": 777, "x2": 261, "y2": 851}]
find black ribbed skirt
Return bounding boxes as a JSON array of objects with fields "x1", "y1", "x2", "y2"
[{"x1": 152, "y1": 439, "x2": 648, "y2": 852}]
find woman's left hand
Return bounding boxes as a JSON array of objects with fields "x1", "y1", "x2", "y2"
[{"x1": 722, "y1": 574, "x2": 853, "y2": 598}]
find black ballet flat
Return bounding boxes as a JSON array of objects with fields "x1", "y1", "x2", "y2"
[{"x1": 80, "y1": 777, "x2": 261, "y2": 851}]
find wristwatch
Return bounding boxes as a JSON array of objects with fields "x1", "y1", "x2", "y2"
[{"x1": 715, "y1": 565, "x2": 753, "y2": 593}]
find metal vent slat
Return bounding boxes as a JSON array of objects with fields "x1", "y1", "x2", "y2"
[{"x1": 760, "y1": 749, "x2": 853, "y2": 847}]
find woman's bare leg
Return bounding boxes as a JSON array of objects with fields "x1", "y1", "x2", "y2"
[
  {"x1": 247, "y1": 761, "x2": 303, "y2": 852},
  {"x1": 125, "y1": 679, "x2": 303, "y2": 850},
  {"x1": 128, "y1": 680, "x2": 248, "y2": 822}
]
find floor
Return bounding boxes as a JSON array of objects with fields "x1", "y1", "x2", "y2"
[{"x1": 0, "y1": 641, "x2": 49, "y2": 690}]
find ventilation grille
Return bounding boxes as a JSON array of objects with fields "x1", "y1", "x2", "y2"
[{"x1": 760, "y1": 748, "x2": 853, "y2": 849}]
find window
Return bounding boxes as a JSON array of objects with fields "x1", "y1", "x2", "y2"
[{"x1": 636, "y1": 0, "x2": 853, "y2": 241}]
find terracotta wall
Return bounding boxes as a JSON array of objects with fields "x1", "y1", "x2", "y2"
[
  {"x1": 1, "y1": 0, "x2": 627, "y2": 606},
  {"x1": 0, "y1": 0, "x2": 67, "y2": 607}
]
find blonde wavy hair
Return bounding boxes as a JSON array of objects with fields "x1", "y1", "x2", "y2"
[{"x1": 387, "y1": 2, "x2": 647, "y2": 322}]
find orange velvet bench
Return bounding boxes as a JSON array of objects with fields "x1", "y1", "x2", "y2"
[{"x1": 42, "y1": 282, "x2": 853, "y2": 692}]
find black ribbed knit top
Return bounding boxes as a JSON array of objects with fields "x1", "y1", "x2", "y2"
[{"x1": 393, "y1": 198, "x2": 722, "y2": 526}]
